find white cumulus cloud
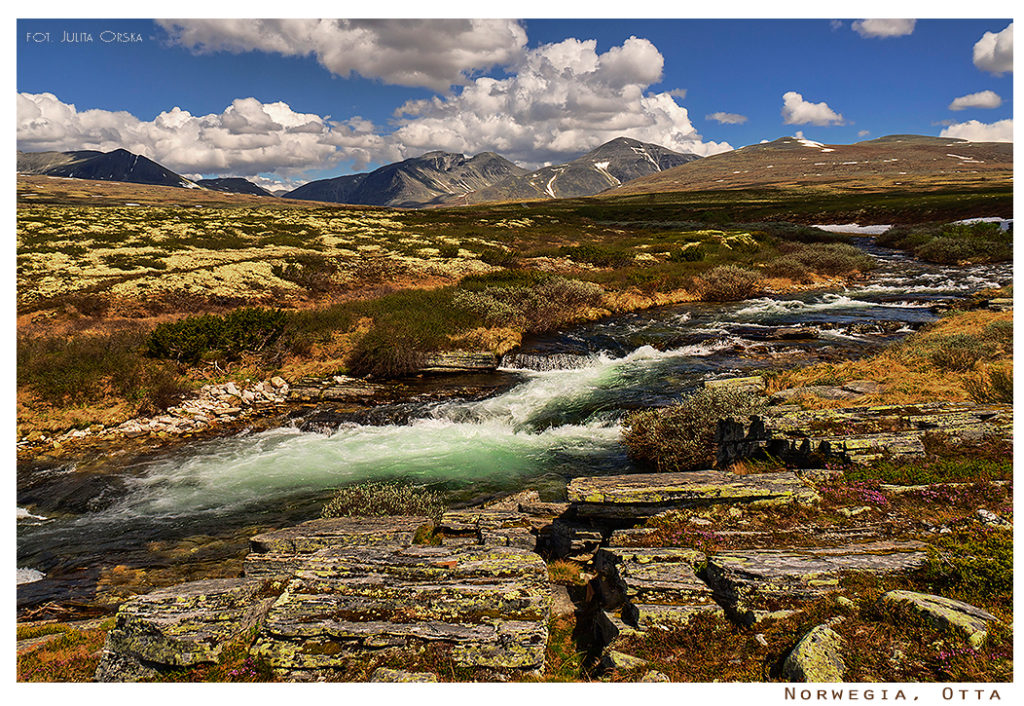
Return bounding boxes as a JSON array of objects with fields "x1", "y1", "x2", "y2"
[
  {"x1": 157, "y1": 19, "x2": 528, "y2": 91},
  {"x1": 390, "y1": 37, "x2": 732, "y2": 167},
  {"x1": 16, "y1": 92, "x2": 396, "y2": 176},
  {"x1": 948, "y1": 90, "x2": 1003, "y2": 111},
  {"x1": 973, "y1": 22, "x2": 1013, "y2": 75},
  {"x1": 706, "y1": 112, "x2": 748, "y2": 125},
  {"x1": 940, "y1": 119, "x2": 1013, "y2": 142},
  {"x1": 851, "y1": 19, "x2": 916, "y2": 38},
  {"x1": 781, "y1": 91, "x2": 846, "y2": 126},
  {"x1": 858, "y1": 130, "x2": 871, "y2": 137}
]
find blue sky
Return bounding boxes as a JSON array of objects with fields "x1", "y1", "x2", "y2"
[{"x1": 16, "y1": 18, "x2": 1014, "y2": 190}]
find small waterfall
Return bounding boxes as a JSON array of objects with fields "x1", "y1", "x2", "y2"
[{"x1": 500, "y1": 351, "x2": 599, "y2": 371}]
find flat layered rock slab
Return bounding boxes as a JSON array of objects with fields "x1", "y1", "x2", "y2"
[
  {"x1": 569, "y1": 471, "x2": 819, "y2": 519},
  {"x1": 253, "y1": 545, "x2": 550, "y2": 674},
  {"x1": 879, "y1": 590, "x2": 999, "y2": 648},
  {"x1": 438, "y1": 509, "x2": 537, "y2": 549},
  {"x1": 245, "y1": 516, "x2": 430, "y2": 579},
  {"x1": 628, "y1": 603, "x2": 725, "y2": 630},
  {"x1": 706, "y1": 542, "x2": 928, "y2": 613},
  {"x1": 95, "y1": 578, "x2": 276, "y2": 681},
  {"x1": 594, "y1": 547, "x2": 713, "y2": 609}
]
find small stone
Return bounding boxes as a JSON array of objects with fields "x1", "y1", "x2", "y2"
[
  {"x1": 976, "y1": 509, "x2": 1011, "y2": 529},
  {"x1": 370, "y1": 668, "x2": 438, "y2": 682},
  {"x1": 836, "y1": 596, "x2": 857, "y2": 611},
  {"x1": 754, "y1": 633, "x2": 768, "y2": 647},
  {"x1": 270, "y1": 376, "x2": 287, "y2": 388},
  {"x1": 782, "y1": 624, "x2": 846, "y2": 682},
  {"x1": 639, "y1": 670, "x2": 671, "y2": 682},
  {"x1": 689, "y1": 517, "x2": 712, "y2": 526},
  {"x1": 838, "y1": 506, "x2": 873, "y2": 517},
  {"x1": 842, "y1": 380, "x2": 882, "y2": 395},
  {"x1": 602, "y1": 650, "x2": 649, "y2": 671},
  {"x1": 223, "y1": 382, "x2": 240, "y2": 397}
]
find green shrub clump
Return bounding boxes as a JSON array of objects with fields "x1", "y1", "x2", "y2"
[
  {"x1": 693, "y1": 265, "x2": 762, "y2": 301},
  {"x1": 777, "y1": 243, "x2": 877, "y2": 275},
  {"x1": 321, "y1": 481, "x2": 448, "y2": 520},
  {"x1": 928, "y1": 334, "x2": 997, "y2": 372},
  {"x1": 452, "y1": 276, "x2": 605, "y2": 332},
  {"x1": 622, "y1": 388, "x2": 766, "y2": 471},
  {"x1": 559, "y1": 244, "x2": 634, "y2": 267},
  {"x1": 667, "y1": 246, "x2": 705, "y2": 262},
  {"x1": 146, "y1": 307, "x2": 287, "y2": 363},
  {"x1": 878, "y1": 221, "x2": 1012, "y2": 265}
]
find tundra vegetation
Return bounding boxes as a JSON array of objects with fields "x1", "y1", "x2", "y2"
[{"x1": 18, "y1": 179, "x2": 887, "y2": 435}]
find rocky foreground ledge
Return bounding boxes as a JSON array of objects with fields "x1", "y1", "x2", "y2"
[{"x1": 92, "y1": 462, "x2": 1008, "y2": 682}]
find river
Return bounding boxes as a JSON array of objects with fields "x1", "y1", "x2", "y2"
[{"x1": 16, "y1": 239, "x2": 1011, "y2": 609}]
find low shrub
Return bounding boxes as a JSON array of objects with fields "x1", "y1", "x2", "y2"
[
  {"x1": 878, "y1": 222, "x2": 1012, "y2": 264},
  {"x1": 778, "y1": 242, "x2": 876, "y2": 275},
  {"x1": 622, "y1": 388, "x2": 766, "y2": 472},
  {"x1": 271, "y1": 255, "x2": 338, "y2": 293},
  {"x1": 917, "y1": 529, "x2": 1013, "y2": 610},
  {"x1": 478, "y1": 248, "x2": 521, "y2": 267},
  {"x1": 18, "y1": 329, "x2": 184, "y2": 410},
  {"x1": 146, "y1": 308, "x2": 287, "y2": 363},
  {"x1": 965, "y1": 367, "x2": 1013, "y2": 403},
  {"x1": 928, "y1": 334, "x2": 995, "y2": 372},
  {"x1": 558, "y1": 244, "x2": 633, "y2": 267},
  {"x1": 765, "y1": 256, "x2": 811, "y2": 282},
  {"x1": 693, "y1": 265, "x2": 762, "y2": 301},
  {"x1": 667, "y1": 246, "x2": 705, "y2": 262},
  {"x1": 437, "y1": 243, "x2": 460, "y2": 258},
  {"x1": 452, "y1": 276, "x2": 605, "y2": 333},
  {"x1": 321, "y1": 481, "x2": 448, "y2": 520}
]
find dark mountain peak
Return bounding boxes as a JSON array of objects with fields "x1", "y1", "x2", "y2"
[
  {"x1": 196, "y1": 177, "x2": 273, "y2": 197},
  {"x1": 16, "y1": 147, "x2": 194, "y2": 189}
]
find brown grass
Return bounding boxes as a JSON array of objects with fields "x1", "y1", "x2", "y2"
[{"x1": 769, "y1": 309, "x2": 1012, "y2": 405}]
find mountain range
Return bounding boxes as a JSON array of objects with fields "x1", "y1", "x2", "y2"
[
  {"x1": 16, "y1": 133, "x2": 1012, "y2": 208},
  {"x1": 285, "y1": 150, "x2": 527, "y2": 207},
  {"x1": 603, "y1": 134, "x2": 1013, "y2": 196}
]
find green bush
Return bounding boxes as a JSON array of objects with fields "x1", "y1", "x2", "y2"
[
  {"x1": 437, "y1": 243, "x2": 460, "y2": 258},
  {"x1": 765, "y1": 256, "x2": 811, "y2": 282},
  {"x1": 878, "y1": 222, "x2": 1012, "y2": 265},
  {"x1": 693, "y1": 265, "x2": 762, "y2": 301},
  {"x1": 452, "y1": 276, "x2": 605, "y2": 332},
  {"x1": 918, "y1": 529, "x2": 1012, "y2": 610},
  {"x1": 928, "y1": 334, "x2": 995, "y2": 372},
  {"x1": 146, "y1": 308, "x2": 287, "y2": 363},
  {"x1": 321, "y1": 481, "x2": 447, "y2": 520},
  {"x1": 667, "y1": 246, "x2": 705, "y2": 262},
  {"x1": 478, "y1": 248, "x2": 520, "y2": 267},
  {"x1": 271, "y1": 255, "x2": 338, "y2": 292},
  {"x1": 622, "y1": 388, "x2": 766, "y2": 472},
  {"x1": 779, "y1": 243, "x2": 876, "y2": 275},
  {"x1": 559, "y1": 244, "x2": 634, "y2": 267},
  {"x1": 18, "y1": 330, "x2": 187, "y2": 409},
  {"x1": 965, "y1": 368, "x2": 1013, "y2": 404}
]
